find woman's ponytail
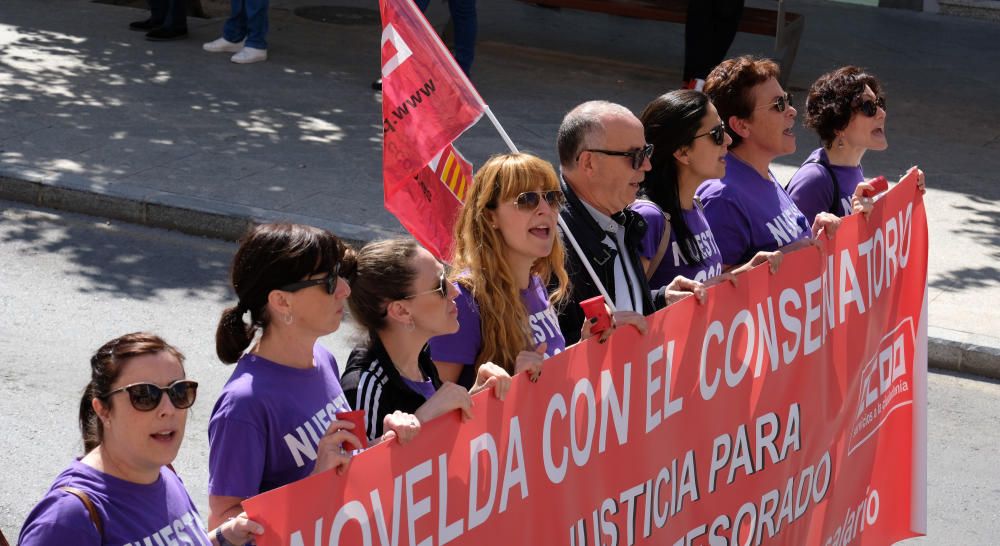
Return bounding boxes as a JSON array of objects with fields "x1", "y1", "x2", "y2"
[
  {"x1": 215, "y1": 305, "x2": 256, "y2": 364},
  {"x1": 78, "y1": 382, "x2": 101, "y2": 454}
]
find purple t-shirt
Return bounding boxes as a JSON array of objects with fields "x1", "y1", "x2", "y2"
[
  {"x1": 208, "y1": 343, "x2": 350, "y2": 498},
  {"x1": 787, "y1": 147, "x2": 865, "y2": 224},
  {"x1": 401, "y1": 376, "x2": 438, "y2": 400},
  {"x1": 633, "y1": 200, "x2": 724, "y2": 288},
  {"x1": 695, "y1": 152, "x2": 811, "y2": 265},
  {"x1": 19, "y1": 460, "x2": 209, "y2": 546},
  {"x1": 428, "y1": 274, "x2": 566, "y2": 387}
]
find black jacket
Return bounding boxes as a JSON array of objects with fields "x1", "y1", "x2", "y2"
[
  {"x1": 342, "y1": 337, "x2": 442, "y2": 441},
  {"x1": 555, "y1": 177, "x2": 667, "y2": 344}
]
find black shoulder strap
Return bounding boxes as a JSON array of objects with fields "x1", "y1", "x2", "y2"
[
  {"x1": 0, "y1": 527, "x2": 10, "y2": 546},
  {"x1": 59, "y1": 486, "x2": 104, "y2": 538},
  {"x1": 804, "y1": 155, "x2": 843, "y2": 216}
]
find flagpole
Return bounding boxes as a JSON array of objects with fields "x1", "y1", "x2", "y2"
[
  {"x1": 483, "y1": 106, "x2": 618, "y2": 313},
  {"x1": 484, "y1": 107, "x2": 518, "y2": 155}
]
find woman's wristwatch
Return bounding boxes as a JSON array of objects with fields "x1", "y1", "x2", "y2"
[{"x1": 215, "y1": 525, "x2": 236, "y2": 546}]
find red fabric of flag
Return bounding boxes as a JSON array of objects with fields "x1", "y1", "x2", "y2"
[
  {"x1": 387, "y1": 144, "x2": 473, "y2": 261},
  {"x1": 379, "y1": 0, "x2": 485, "y2": 260}
]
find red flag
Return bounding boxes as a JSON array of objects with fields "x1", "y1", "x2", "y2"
[
  {"x1": 385, "y1": 144, "x2": 473, "y2": 261},
  {"x1": 380, "y1": 0, "x2": 485, "y2": 258}
]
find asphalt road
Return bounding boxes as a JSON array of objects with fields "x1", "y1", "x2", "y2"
[{"x1": 0, "y1": 201, "x2": 997, "y2": 544}]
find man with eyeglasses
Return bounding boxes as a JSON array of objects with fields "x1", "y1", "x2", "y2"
[
  {"x1": 554, "y1": 101, "x2": 702, "y2": 345},
  {"x1": 696, "y1": 55, "x2": 841, "y2": 270}
]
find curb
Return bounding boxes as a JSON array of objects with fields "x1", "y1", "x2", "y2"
[
  {"x1": 2, "y1": 168, "x2": 999, "y2": 381},
  {"x1": 477, "y1": 40, "x2": 675, "y2": 79},
  {"x1": 0, "y1": 166, "x2": 400, "y2": 248},
  {"x1": 927, "y1": 326, "x2": 1000, "y2": 380},
  {"x1": 938, "y1": 0, "x2": 1000, "y2": 21}
]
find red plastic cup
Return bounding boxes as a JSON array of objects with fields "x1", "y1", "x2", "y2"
[
  {"x1": 335, "y1": 410, "x2": 368, "y2": 449},
  {"x1": 862, "y1": 176, "x2": 889, "y2": 197},
  {"x1": 579, "y1": 295, "x2": 612, "y2": 335}
]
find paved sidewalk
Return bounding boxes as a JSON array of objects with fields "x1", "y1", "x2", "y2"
[{"x1": 1, "y1": 0, "x2": 998, "y2": 376}]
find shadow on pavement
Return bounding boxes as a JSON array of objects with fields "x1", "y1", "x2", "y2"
[{"x1": 0, "y1": 203, "x2": 233, "y2": 301}]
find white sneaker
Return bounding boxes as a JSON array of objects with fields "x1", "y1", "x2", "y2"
[
  {"x1": 230, "y1": 47, "x2": 267, "y2": 64},
  {"x1": 203, "y1": 37, "x2": 244, "y2": 53}
]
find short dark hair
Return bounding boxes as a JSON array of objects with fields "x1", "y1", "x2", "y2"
[
  {"x1": 347, "y1": 238, "x2": 420, "y2": 340},
  {"x1": 704, "y1": 56, "x2": 781, "y2": 148},
  {"x1": 215, "y1": 223, "x2": 352, "y2": 363},
  {"x1": 804, "y1": 66, "x2": 884, "y2": 148},
  {"x1": 639, "y1": 90, "x2": 711, "y2": 265},
  {"x1": 80, "y1": 333, "x2": 186, "y2": 453}
]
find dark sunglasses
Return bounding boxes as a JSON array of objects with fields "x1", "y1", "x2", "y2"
[
  {"x1": 757, "y1": 93, "x2": 794, "y2": 113},
  {"x1": 513, "y1": 190, "x2": 565, "y2": 212},
  {"x1": 278, "y1": 263, "x2": 341, "y2": 295},
  {"x1": 403, "y1": 270, "x2": 449, "y2": 299},
  {"x1": 583, "y1": 143, "x2": 655, "y2": 170},
  {"x1": 692, "y1": 122, "x2": 727, "y2": 146},
  {"x1": 855, "y1": 96, "x2": 886, "y2": 117},
  {"x1": 103, "y1": 379, "x2": 199, "y2": 411}
]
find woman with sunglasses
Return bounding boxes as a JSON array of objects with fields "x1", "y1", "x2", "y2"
[
  {"x1": 787, "y1": 66, "x2": 924, "y2": 224},
  {"x1": 207, "y1": 223, "x2": 420, "y2": 530},
  {"x1": 20, "y1": 332, "x2": 263, "y2": 546},
  {"x1": 696, "y1": 55, "x2": 841, "y2": 270},
  {"x1": 342, "y1": 238, "x2": 513, "y2": 441},
  {"x1": 428, "y1": 153, "x2": 570, "y2": 387},
  {"x1": 635, "y1": 90, "x2": 783, "y2": 290}
]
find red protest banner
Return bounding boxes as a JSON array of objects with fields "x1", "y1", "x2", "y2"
[
  {"x1": 386, "y1": 144, "x2": 473, "y2": 261},
  {"x1": 380, "y1": 0, "x2": 484, "y2": 258},
  {"x1": 244, "y1": 172, "x2": 927, "y2": 546}
]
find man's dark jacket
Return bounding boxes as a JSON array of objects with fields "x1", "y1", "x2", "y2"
[{"x1": 554, "y1": 177, "x2": 667, "y2": 345}]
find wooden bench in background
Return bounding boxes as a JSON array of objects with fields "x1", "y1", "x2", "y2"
[{"x1": 516, "y1": 0, "x2": 805, "y2": 85}]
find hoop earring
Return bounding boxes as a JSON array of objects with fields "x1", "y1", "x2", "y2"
[
  {"x1": 283, "y1": 313, "x2": 293, "y2": 325},
  {"x1": 837, "y1": 138, "x2": 845, "y2": 149},
  {"x1": 405, "y1": 320, "x2": 415, "y2": 332}
]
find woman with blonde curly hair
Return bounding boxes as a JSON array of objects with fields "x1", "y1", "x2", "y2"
[{"x1": 429, "y1": 152, "x2": 570, "y2": 387}]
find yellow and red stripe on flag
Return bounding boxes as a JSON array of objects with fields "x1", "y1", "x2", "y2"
[{"x1": 428, "y1": 143, "x2": 473, "y2": 203}]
